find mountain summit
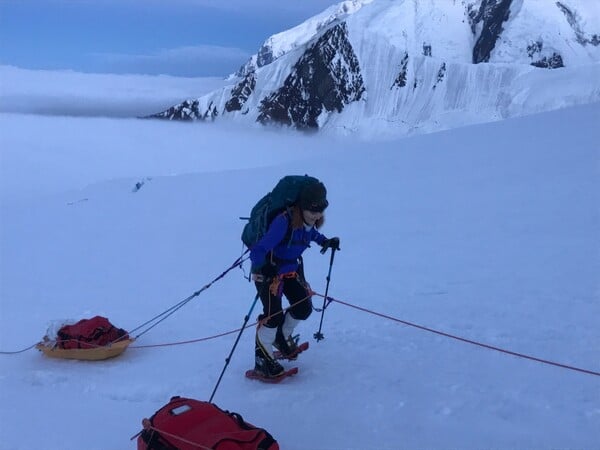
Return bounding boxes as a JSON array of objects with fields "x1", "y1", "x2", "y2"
[{"x1": 150, "y1": 0, "x2": 600, "y2": 137}]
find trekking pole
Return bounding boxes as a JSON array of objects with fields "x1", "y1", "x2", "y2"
[
  {"x1": 313, "y1": 247, "x2": 337, "y2": 342},
  {"x1": 209, "y1": 293, "x2": 259, "y2": 403}
]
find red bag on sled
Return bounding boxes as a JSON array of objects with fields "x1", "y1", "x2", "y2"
[
  {"x1": 138, "y1": 396, "x2": 279, "y2": 450},
  {"x1": 57, "y1": 316, "x2": 129, "y2": 349}
]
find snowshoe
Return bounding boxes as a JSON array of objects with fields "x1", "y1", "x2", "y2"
[
  {"x1": 273, "y1": 341, "x2": 309, "y2": 360},
  {"x1": 253, "y1": 354, "x2": 285, "y2": 378},
  {"x1": 274, "y1": 332, "x2": 304, "y2": 360},
  {"x1": 245, "y1": 367, "x2": 299, "y2": 383}
]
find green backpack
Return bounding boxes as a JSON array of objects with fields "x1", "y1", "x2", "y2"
[{"x1": 241, "y1": 175, "x2": 319, "y2": 248}]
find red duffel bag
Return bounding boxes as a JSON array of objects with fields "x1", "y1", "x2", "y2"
[
  {"x1": 137, "y1": 396, "x2": 279, "y2": 450},
  {"x1": 57, "y1": 315, "x2": 128, "y2": 349}
]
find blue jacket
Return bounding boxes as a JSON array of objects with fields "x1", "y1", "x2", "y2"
[{"x1": 250, "y1": 212, "x2": 326, "y2": 275}]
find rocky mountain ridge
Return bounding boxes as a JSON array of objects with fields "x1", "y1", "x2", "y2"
[{"x1": 150, "y1": 0, "x2": 600, "y2": 138}]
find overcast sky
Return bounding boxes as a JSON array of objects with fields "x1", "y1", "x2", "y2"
[{"x1": 0, "y1": 0, "x2": 340, "y2": 77}]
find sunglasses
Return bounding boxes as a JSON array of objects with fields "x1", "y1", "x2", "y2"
[{"x1": 306, "y1": 199, "x2": 329, "y2": 213}]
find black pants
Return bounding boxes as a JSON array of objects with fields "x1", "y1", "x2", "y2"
[{"x1": 255, "y1": 275, "x2": 313, "y2": 328}]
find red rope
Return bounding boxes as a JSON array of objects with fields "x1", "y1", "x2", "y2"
[
  {"x1": 314, "y1": 293, "x2": 600, "y2": 377},
  {"x1": 130, "y1": 325, "x2": 254, "y2": 349},
  {"x1": 134, "y1": 423, "x2": 212, "y2": 449},
  {"x1": 10, "y1": 291, "x2": 599, "y2": 378},
  {"x1": 129, "y1": 294, "x2": 312, "y2": 349}
]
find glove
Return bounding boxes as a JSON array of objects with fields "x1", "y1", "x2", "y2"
[
  {"x1": 252, "y1": 262, "x2": 278, "y2": 281},
  {"x1": 263, "y1": 262, "x2": 279, "y2": 278},
  {"x1": 320, "y1": 237, "x2": 340, "y2": 254}
]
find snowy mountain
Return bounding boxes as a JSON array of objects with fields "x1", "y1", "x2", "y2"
[
  {"x1": 150, "y1": 0, "x2": 600, "y2": 138},
  {"x1": 232, "y1": 0, "x2": 374, "y2": 78}
]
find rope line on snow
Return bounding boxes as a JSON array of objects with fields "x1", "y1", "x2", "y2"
[
  {"x1": 2, "y1": 296, "x2": 312, "y2": 353},
  {"x1": 314, "y1": 293, "x2": 600, "y2": 377},
  {"x1": 2, "y1": 284, "x2": 598, "y2": 378},
  {"x1": 0, "y1": 343, "x2": 39, "y2": 355},
  {"x1": 130, "y1": 295, "x2": 312, "y2": 349},
  {"x1": 0, "y1": 255, "x2": 251, "y2": 355},
  {"x1": 131, "y1": 327, "x2": 249, "y2": 349},
  {"x1": 122, "y1": 252, "x2": 250, "y2": 342}
]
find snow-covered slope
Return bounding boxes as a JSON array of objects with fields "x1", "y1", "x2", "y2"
[
  {"x1": 1, "y1": 103, "x2": 599, "y2": 450},
  {"x1": 233, "y1": 0, "x2": 374, "y2": 78},
  {"x1": 151, "y1": 0, "x2": 600, "y2": 138}
]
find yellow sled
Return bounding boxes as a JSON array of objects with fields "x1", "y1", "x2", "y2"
[{"x1": 36, "y1": 338, "x2": 134, "y2": 361}]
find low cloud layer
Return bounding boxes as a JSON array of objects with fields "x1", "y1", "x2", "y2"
[{"x1": 0, "y1": 65, "x2": 227, "y2": 117}]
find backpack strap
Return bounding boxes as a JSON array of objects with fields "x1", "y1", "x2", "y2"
[
  {"x1": 269, "y1": 208, "x2": 294, "y2": 251},
  {"x1": 282, "y1": 207, "x2": 295, "y2": 246},
  {"x1": 265, "y1": 209, "x2": 304, "y2": 272}
]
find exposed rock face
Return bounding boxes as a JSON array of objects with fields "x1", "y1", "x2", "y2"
[
  {"x1": 257, "y1": 22, "x2": 365, "y2": 129},
  {"x1": 391, "y1": 52, "x2": 409, "y2": 89},
  {"x1": 233, "y1": 0, "x2": 374, "y2": 78},
  {"x1": 527, "y1": 40, "x2": 543, "y2": 58},
  {"x1": 149, "y1": 100, "x2": 201, "y2": 121},
  {"x1": 556, "y1": 2, "x2": 600, "y2": 47},
  {"x1": 148, "y1": 99, "x2": 218, "y2": 121},
  {"x1": 526, "y1": 40, "x2": 564, "y2": 68},
  {"x1": 423, "y1": 43, "x2": 432, "y2": 57},
  {"x1": 256, "y1": 45, "x2": 275, "y2": 68},
  {"x1": 225, "y1": 72, "x2": 256, "y2": 113},
  {"x1": 235, "y1": 44, "x2": 276, "y2": 78},
  {"x1": 433, "y1": 62, "x2": 447, "y2": 89},
  {"x1": 532, "y1": 53, "x2": 565, "y2": 69},
  {"x1": 471, "y1": 0, "x2": 513, "y2": 63}
]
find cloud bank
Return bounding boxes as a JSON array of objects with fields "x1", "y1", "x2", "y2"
[{"x1": 0, "y1": 65, "x2": 227, "y2": 118}]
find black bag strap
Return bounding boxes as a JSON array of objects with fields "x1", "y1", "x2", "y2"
[
  {"x1": 139, "y1": 428, "x2": 177, "y2": 450},
  {"x1": 214, "y1": 411, "x2": 276, "y2": 449}
]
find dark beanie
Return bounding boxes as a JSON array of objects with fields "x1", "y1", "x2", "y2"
[{"x1": 299, "y1": 181, "x2": 328, "y2": 212}]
